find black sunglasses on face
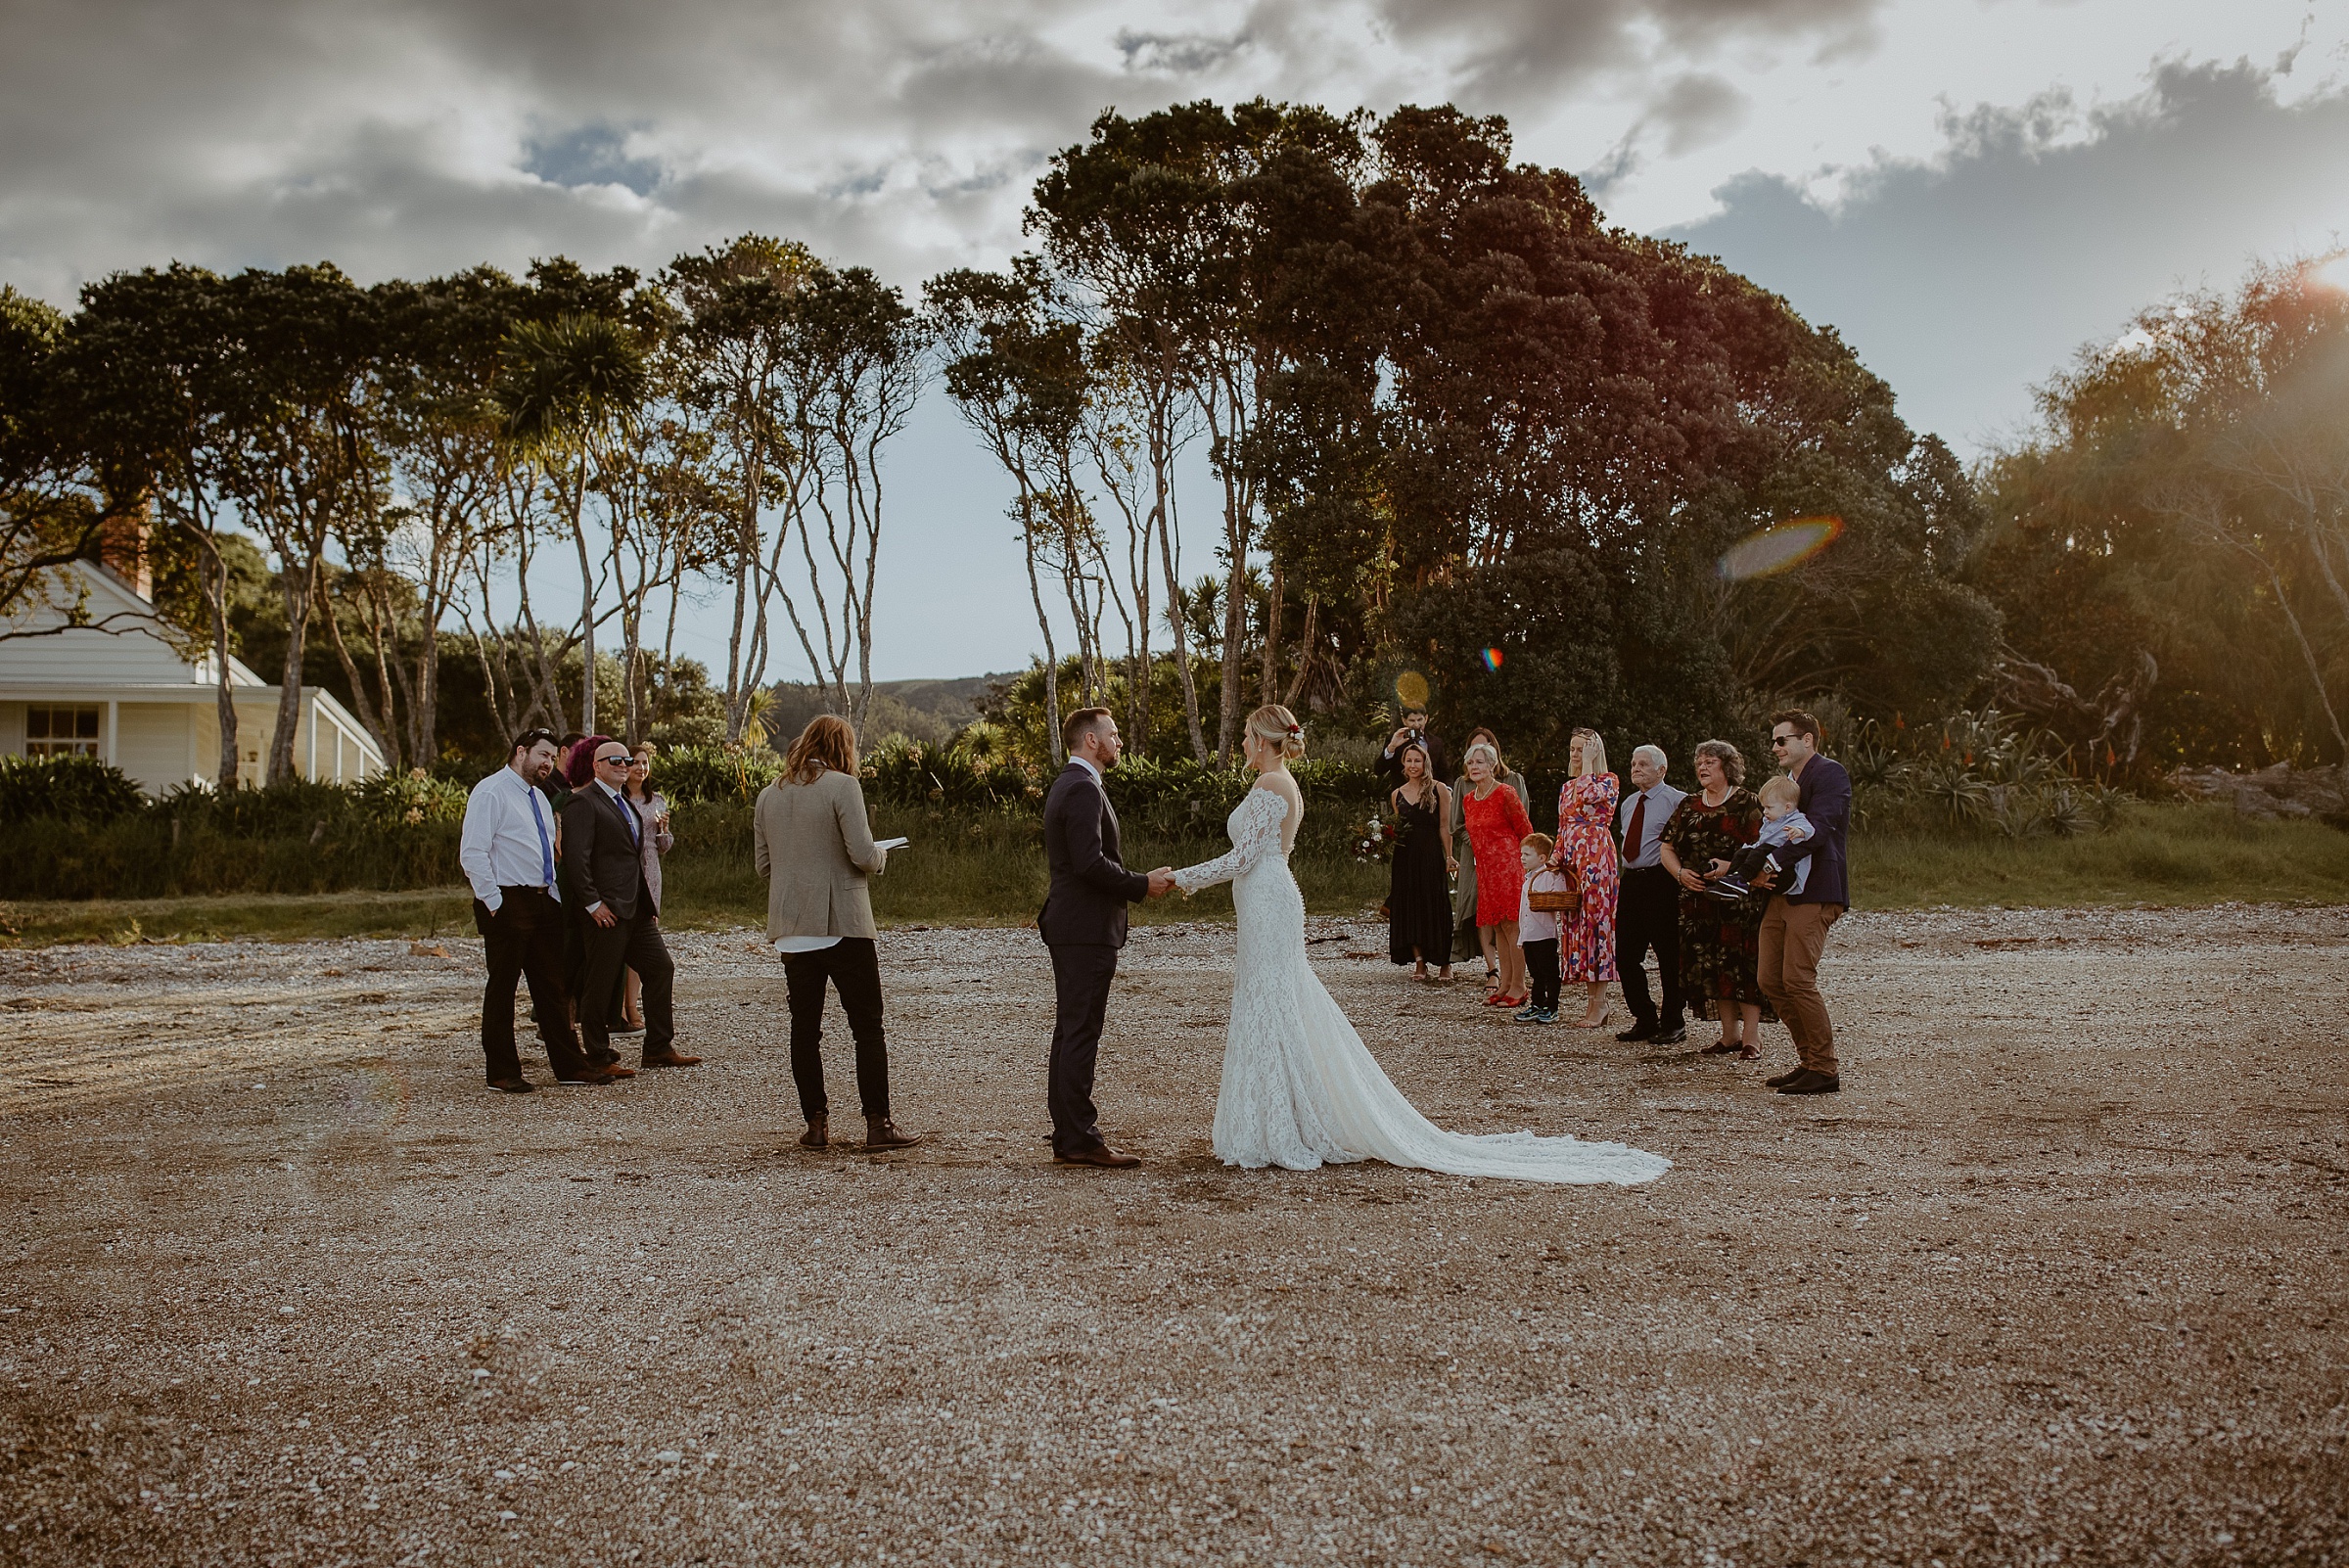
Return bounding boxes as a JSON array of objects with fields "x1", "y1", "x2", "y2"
[
  {"x1": 1770, "y1": 735, "x2": 1793, "y2": 747},
  {"x1": 598, "y1": 754, "x2": 631, "y2": 767}
]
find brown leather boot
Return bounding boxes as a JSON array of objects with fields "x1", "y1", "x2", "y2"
[
  {"x1": 800, "y1": 1116, "x2": 828, "y2": 1149},
  {"x1": 863, "y1": 1117, "x2": 921, "y2": 1150}
]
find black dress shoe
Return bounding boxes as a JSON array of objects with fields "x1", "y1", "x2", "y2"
[
  {"x1": 487, "y1": 1077, "x2": 535, "y2": 1094},
  {"x1": 1615, "y1": 1021, "x2": 1658, "y2": 1042},
  {"x1": 1776, "y1": 1071, "x2": 1841, "y2": 1095},
  {"x1": 1765, "y1": 1068, "x2": 1804, "y2": 1088},
  {"x1": 1655, "y1": 1024, "x2": 1687, "y2": 1045}
]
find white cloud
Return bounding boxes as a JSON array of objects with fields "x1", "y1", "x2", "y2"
[{"x1": 6, "y1": 0, "x2": 2345, "y2": 675}]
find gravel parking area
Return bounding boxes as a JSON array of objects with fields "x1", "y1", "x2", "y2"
[{"x1": 3, "y1": 904, "x2": 2346, "y2": 1566}]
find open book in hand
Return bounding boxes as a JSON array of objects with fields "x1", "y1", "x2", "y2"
[{"x1": 874, "y1": 836, "x2": 909, "y2": 852}]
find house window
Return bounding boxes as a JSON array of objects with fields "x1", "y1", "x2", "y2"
[{"x1": 26, "y1": 706, "x2": 103, "y2": 758}]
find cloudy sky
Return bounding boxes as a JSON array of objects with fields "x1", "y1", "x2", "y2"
[{"x1": 6, "y1": 0, "x2": 2346, "y2": 680}]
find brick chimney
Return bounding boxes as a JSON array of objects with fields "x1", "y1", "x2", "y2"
[{"x1": 95, "y1": 494, "x2": 154, "y2": 601}]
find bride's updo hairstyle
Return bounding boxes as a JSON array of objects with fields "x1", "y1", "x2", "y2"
[{"x1": 1246, "y1": 704, "x2": 1308, "y2": 761}]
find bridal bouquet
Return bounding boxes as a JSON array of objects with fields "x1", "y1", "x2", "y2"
[{"x1": 1351, "y1": 811, "x2": 1398, "y2": 863}]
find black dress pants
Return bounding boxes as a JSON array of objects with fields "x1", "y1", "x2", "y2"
[
  {"x1": 1616, "y1": 865, "x2": 1685, "y2": 1028},
  {"x1": 474, "y1": 888, "x2": 588, "y2": 1084},
  {"x1": 783, "y1": 938, "x2": 890, "y2": 1122},
  {"x1": 577, "y1": 907, "x2": 675, "y2": 1065},
  {"x1": 1046, "y1": 942, "x2": 1119, "y2": 1156},
  {"x1": 1523, "y1": 938, "x2": 1561, "y2": 1012}
]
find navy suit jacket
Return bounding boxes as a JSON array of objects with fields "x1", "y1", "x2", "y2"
[
  {"x1": 1772, "y1": 754, "x2": 1851, "y2": 907},
  {"x1": 1038, "y1": 761, "x2": 1150, "y2": 947}
]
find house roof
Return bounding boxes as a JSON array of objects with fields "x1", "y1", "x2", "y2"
[{"x1": 0, "y1": 559, "x2": 268, "y2": 690}]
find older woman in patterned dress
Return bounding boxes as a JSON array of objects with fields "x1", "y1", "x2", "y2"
[
  {"x1": 1551, "y1": 728, "x2": 1622, "y2": 1029},
  {"x1": 1658, "y1": 739, "x2": 1775, "y2": 1060}
]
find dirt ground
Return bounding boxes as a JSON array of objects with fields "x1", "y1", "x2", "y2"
[{"x1": 2, "y1": 903, "x2": 2345, "y2": 1568}]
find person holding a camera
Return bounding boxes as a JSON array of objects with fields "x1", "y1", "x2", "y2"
[{"x1": 1377, "y1": 707, "x2": 1448, "y2": 792}]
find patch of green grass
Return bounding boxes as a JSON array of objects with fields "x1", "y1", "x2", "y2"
[
  {"x1": 5, "y1": 802, "x2": 2338, "y2": 946},
  {"x1": 1, "y1": 888, "x2": 480, "y2": 946},
  {"x1": 1855, "y1": 803, "x2": 2349, "y2": 907}
]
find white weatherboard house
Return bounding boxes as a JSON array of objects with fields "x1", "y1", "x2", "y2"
[{"x1": 0, "y1": 557, "x2": 385, "y2": 794}]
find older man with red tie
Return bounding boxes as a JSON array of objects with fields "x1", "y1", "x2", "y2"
[{"x1": 1613, "y1": 743, "x2": 1688, "y2": 1045}]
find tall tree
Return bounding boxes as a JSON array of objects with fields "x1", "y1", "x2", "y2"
[
  {"x1": 773, "y1": 264, "x2": 928, "y2": 729},
  {"x1": 0, "y1": 285, "x2": 117, "y2": 640},
  {"x1": 209, "y1": 265, "x2": 385, "y2": 784},
  {"x1": 1031, "y1": 107, "x2": 1227, "y2": 761},
  {"x1": 1981, "y1": 256, "x2": 2349, "y2": 767},
  {"x1": 664, "y1": 236, "x2": 818, "y2": 746},
  {"x1": 369, "y1": 265, "x2": 524, "y2": 764},
  {"x1": 495, "y1": 310, "x2": 649, "y2": 737},
  {"x1": 931, "y1": 259, "x2": 1099, "y2": 762},
  {"x1": 61, "y1": 266, "x2": 247, "y2": 786}
]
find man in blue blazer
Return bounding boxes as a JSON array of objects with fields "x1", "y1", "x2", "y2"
[
  {"x1": 1039, "y1": 708, "x2": 1173, "y2": 1167},
  {"x1": 1754, "y1": 710, "x2": 1850, "y2": 1095}
]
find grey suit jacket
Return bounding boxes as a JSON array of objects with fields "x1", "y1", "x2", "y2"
[{"x1": 754, "y1": 766, "x2": 886, "y2": 942}]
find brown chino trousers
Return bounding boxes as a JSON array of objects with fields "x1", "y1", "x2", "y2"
[{"x1": 1757, "y1": 897, "x2": 1843, "y2": 1076}]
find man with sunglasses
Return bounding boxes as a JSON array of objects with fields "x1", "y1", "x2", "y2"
[
  {"x1": 565, "y1": 735, "x2": 696, "y2": 1074},
  {"x1": 459, "y1": 728, "x2": 614, "y2": 1091},
  {"x1": 1751, "y1": 710, "x2": 1850, "y2": 1095}
]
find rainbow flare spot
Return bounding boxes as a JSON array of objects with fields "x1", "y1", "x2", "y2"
[
  {"x1": 1480, "y1": 647, "x2": 1503, "y2": 672},
  {"x1": 1717, "y1": 516, "x2": 1844, "y2": 582}
]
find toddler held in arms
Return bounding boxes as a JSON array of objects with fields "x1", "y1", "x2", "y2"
[
  {"x1": 1708, "y1": 773, "x2": 1812, "y2": 900},
  {"x1": 1515, "y1": 833, "x2": 1572, "y2": 1026}
]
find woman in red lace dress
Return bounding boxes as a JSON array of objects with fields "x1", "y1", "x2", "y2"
[
  {"x1": 1551, "y1": 729, "x2": 1622, "y2": 1029},
  {"x1": 1461, "y1": 741, "x2": 1535, "y2": 1008}
]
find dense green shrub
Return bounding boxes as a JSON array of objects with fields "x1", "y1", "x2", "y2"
[
  {"x1": 0, "y1": 754, "x2": 147, "y2": 824},
  {"x1": 349, "y1": 769, "x2": 469, "y2": 827},
  {"x1": 649, "y1": 746, "x2": 784, "y2": 805}
]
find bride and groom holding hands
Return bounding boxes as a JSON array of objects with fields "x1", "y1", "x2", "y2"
[{"x1": 1041, "y1": 703, "x2": 1668, "y2": 1186}]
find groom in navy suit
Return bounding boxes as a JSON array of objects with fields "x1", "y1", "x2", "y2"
[{"x1": 1039, "y1": 708, "x2": 1174, "y2": 1168}]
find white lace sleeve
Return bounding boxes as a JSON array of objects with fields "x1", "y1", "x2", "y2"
[{"x1": 1174, "y1": 788, "x2": 1289, "y2": 894}]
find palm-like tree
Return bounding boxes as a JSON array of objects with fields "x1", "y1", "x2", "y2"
[{"x1": 495, "y1": 313, "x2": 647, "y2": 735}]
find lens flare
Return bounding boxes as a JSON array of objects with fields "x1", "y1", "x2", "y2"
[
  {"x1": 1480, "y1": 647, "x2": 1504, "y2": 672},
  {"x1": 1718, "y1": 516, "x2": 1844, "y2": 582},
  {"x1": 1394, "y1": 669, "x2": 1430, "y2": 710}
]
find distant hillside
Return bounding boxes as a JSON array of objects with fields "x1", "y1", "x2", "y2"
[{"x1": 764, "y1": 675, "x2": 1005, "y2": 747}]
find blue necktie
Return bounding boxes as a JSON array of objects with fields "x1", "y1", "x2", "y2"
[
  {"x1": 526, "y1": 783, "x2": 554, "y2": 887},
  {"x1": 617, "y1": 790, "x2": 639, "y2": 848}
]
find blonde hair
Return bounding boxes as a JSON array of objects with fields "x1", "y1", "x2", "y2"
[
  {"x1": 1758, "y1": 773, "x2": 1801, "y2": 808},
  {"x1": 1520, "y1": 831, "x2": 1554, "y2": 859},
  {"x1": 1572, "y1": 729, "x2": 1608, "y2": 777},
  {"x1": 784, "y1": 714, "x2": 859, "y2": 785},
  {"x1": 1246, "y1": 704, "x2": 1307, "y2": 761}
]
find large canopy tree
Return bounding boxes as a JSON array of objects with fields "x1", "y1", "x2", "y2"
[{"x1": 1979, "y1": 257, "x2": 2349, "y2": 770}]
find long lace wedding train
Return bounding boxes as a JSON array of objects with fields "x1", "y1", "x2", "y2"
[{"x1": 1173, "y1": 786, "x2": 1670, "y2": 1185}]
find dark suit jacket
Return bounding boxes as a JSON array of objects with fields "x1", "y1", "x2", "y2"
[
  {"x1": 1376, "y1": 731, "x2": 1448, "y2": 792},
  {"x1": 1774, "y1": 754, "x2": 1851, "y2": 907},
  {"x1": 1038, "y1": 761, "x2": 1150, "y2": 947},
  {"x1": 563, "y1": 782, "x2": 655, "y2": 922}
]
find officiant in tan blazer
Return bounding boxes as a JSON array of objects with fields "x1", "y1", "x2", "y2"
[{"x1": 753, "y1": 714, "x2": 919, "y2": 1153}]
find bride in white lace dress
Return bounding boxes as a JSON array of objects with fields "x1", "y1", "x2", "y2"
[{"x1": 1171, "y1": 706, "x2": 1670, "y2": 1186}]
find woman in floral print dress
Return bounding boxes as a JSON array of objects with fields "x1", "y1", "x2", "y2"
[
  {"x1": 1658, "y1": 739, "x2": 1776, "y2": 1060},
  {"x1": 1551, "y1": 729, "x2": 1621, "y2": 1029}
]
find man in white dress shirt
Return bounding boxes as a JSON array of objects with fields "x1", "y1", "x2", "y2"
[
  {"x1": 1614, "y1": 744, "x2": 1689, "y2": 1045},
  {"x1": 458, "y1": 728, "x2": 611, "y2": 1092}
]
